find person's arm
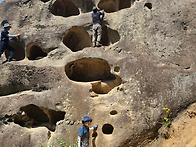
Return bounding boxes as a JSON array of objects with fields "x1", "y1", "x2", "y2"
[
  {"x1": 1, "y1": 31, "x2": 20, "y2": 38},
  {"x1": 78, "y1": 136, "x2": 81, "y2": 147},
  {"x1": 100, "y1": 11, "x2": 104, "y2": 21},
  {"x1": 90, "y1": 124, "x2": 98, "y2": 130},
  {"x1": 8, "y1": 34, "x2": 17, "y2": 37},
  {"x1": 8, "y1": 33, "x2": 21, "y2": 38},
  {"x1": 78, "y1": 127, "x2": 84, "y2": 147}
]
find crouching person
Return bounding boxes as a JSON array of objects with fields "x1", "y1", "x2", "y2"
[{"x1": 78, "y1": 116, "x2": 98, "y2": 147}]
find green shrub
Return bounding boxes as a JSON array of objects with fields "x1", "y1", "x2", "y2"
[
  {"x1": 39, "y1": 138, "x2": 78, "y2": 147},
  {"x1": 162, "y1": 107, "x2": 172, "y2": 127}
]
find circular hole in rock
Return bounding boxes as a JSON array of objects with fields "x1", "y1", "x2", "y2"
[
  {"x1": 40, "y1": 0, "x2": 50, "y2": 2},
  {"x1": 110, "y1": 110, "x2": 117, "y2": 115},
  {"x1": 26, "y1": 43, "x2": 47, "y2": 60},
  {"x1": 102, "y1": 124, "x2": 114, "y2": 134},
  {"x1": 144, "y1": 3, "x2": 152, "y2": 9},
  {"x1": 5, "y1": 39, "x2": 25, "y2": 61},
  {"x1": 91, "y1": 74, "x2": 122, "y2": 94},
  {"x1": 51, "y1": 0, "x2": 79, "y2": 17},
  {"x1": 63, "y1": 26, "x2": 92, "y2": 52},
  {"x1": 114, "y1": 66, "x2": 120, "y2": 72},
  {"x1": 98, "y1": 0, "x2": 134, "y2": 13},
  {"x1": 72, "y1": 0, "x2": 95, "y2": 13},
  {"x1": 13, "y1": 104, "x2": 66, "y2": 131},
  {"x1": 65, "y1": 58, "x2": 114, "y2": 82},
  {"x1": 100, "y1": 25, "x2": 120, "y2": 46}
]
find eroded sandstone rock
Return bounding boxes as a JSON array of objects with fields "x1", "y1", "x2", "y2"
[{"x1": 0, "y1": 0, "x2": 195, "y2": 147}]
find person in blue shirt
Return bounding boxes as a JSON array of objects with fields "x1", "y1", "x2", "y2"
[
  {"x1": 78, "y1": 116, "x2": 98, "y2": 147},
  {"x1": 0, "y1": 23, "x2": 21, "y2": 62},
  {"x1": 92, "y1": 7, "x2": 104, "y2": 47}
]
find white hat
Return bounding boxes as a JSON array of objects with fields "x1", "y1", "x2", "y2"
[{"x1": 3, "y1": 23, "x2": 11, "y2": 28}]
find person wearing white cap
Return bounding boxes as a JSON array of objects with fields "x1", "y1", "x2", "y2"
[
  {"x1": 0, "y1": 23, "x2": 21, "y2": 62},
  {"x1": 78, "y1": 116, "x2": 98, "y2": 147}
]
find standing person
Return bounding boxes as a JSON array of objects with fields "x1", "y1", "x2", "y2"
[
  {"x1": 92, "y1": 6, "x2": 104, "y2": 47},
  {"x1": 0, "y1": 23, "x2": 21, "y2": 62},
  {"x1": 78, "y1": 116, "x2": 98, "y2": 147}
]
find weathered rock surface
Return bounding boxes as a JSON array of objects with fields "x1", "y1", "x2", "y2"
[
  {"x1": 0, "y1": 0, "x2": 195, "y2": 147},
  {"x1": 146, "y1": 103, "x2": 196, "y2": 147}
]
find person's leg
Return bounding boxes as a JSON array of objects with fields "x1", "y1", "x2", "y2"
[
  {"x1": 0, "y1": 41, "x2": 5, "y2": 57},
  {"x1": 6, "y1": 44, "x2": 15, "y2": 61},
  {"x1": 96, "y1": 24, "x2": 102, "y2": 46},
  {"x1": 92, "y1": 25, "x2": 97, "y2": 47}
]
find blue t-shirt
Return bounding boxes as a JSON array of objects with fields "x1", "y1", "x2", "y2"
[
  {"x1": 78, "y1": 125, "x2": 89, "y2": 136},
  {"x1": 1, "y1": 29, "x2": 9, "y2": 43},
  {"x1": 78, "y1": 125, "x2": 90, "y2": 147},
  {"x1": 92, "y1": 11, "x2": 104, "y2": 25}
]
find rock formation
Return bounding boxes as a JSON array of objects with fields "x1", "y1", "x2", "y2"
[{"x1": 0, "y1": 0, "x2": 195, "y2": 146}]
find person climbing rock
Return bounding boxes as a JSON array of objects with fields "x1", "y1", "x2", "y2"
[
  {"x1": 0, "y1": 23, "x2": 21, "y2": 62},
  {"x1": 92, "y1": 6, "x2": 104, "y2": 47},
  {"x1": 78, "y1": 116, "x2": 98, "y2": 147}
]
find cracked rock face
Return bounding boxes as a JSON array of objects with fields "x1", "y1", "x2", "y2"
[{"x1": 0, "y1": 0, "x2": 196, "y2": 147}]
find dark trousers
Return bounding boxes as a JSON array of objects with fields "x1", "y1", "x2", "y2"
[{"x1": 0, "y1": 41, "x2": 15, "y2": 59}]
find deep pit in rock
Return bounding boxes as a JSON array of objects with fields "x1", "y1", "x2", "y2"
[
  {"x1": 5, "y1": 40, "x2": 25, "y2": 61},
  {"x1": 51, "y1": 0, "x2": 79, "y2": 17},
  {"x1": 63, "y1": 26, "x2": 120, "y2": 50},
  {"x1": 91, "y1": 74, "x2": 122, "y2": 94},
  {"x1": 100, "y1": 25, "x2": 120, "y2": 46},
  {"x1": 98, "y1": 0, "x2": 135, "y2": 13},
  {"x1": 102, "y1": 124, "x2": 114, "y2": 134},
  {"x1": 40, "y1": 0, "x2": 50, "y2": 2},
  {"x1": 65, "y1": 58, "x2": 114, "y2": 82},
  {"x1": 1, "y1": 104, "x2": 65, "y2": 131},
  {"x1": 72, "y1": 0, "x2": 95, "y2": 13},
  {"x1": 26, "y1": 43, "x2": 47, "y2": 60},
  {"x1": 114, "y1": 66, "x2": 120, "y2": 72},
  {"x1": 144, "y1": 3, "x2": 152, "y2": 9},
  {"x1": 110, "y1": 110, "x2": 118, "y2": 115},
  {"x1": 63, "y1": 26, "x2": 92, "y2": 52}
]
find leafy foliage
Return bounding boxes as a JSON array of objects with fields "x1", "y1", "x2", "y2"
[
  {"x1": 39, "y1": 138, "x2": 78, "y2": 147},
  {"x1": 162, "y1": 107, "x2": 172, "y2": 127}
]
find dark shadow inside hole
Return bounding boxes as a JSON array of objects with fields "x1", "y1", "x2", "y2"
[
  {"x1": 40, "y1": 0, "x2": 50, "y2": 2},
  {"x1": 110, "y1": 110, "x2": 117, "y2": 115},
  {"x1": 63, "y1": 26, "x2": 92, "y2": 52},
  {"x1": 98, "y1": 0, "x2": 135, "y2": 13},
  {"x1": 144, "y1": 3, "x2": 152, "y2": 9},
  {"x1": 65, "y1": 58, "x2": 114, "y2": 82},
  {"x1": 100, "y1": 25, "x2": 120, "y2": 46},
  {"x1": 118, "y1": 0, "x2": 132, "y2": 10},
  {"x1": 26, "y1": 43, "x2": 47, "y2": 60},
  {"x1": 100, "y1": 25, "x2": 109, "y2": 46},
  {"x1": 51, "y1": 0, "x2": 79, "y2": 17},
  {"x1": 102, "y1": 124, "x2": 114, "y2": 134},
  {"x1": 72, "y1": 0, "x2": 95, "y2": 13},
  {"x1": 114, "y1": 66, "x2": 120, "y2": 72},
  {"x1": 7, "y1": 104, "x2": 66, "y2": 132},
  {"x1": 91, "y1": 74, "x2": 122, "y2": 94},
  {"x1": 98, "y1": 0, "x2": 117, "y2": 13}
]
